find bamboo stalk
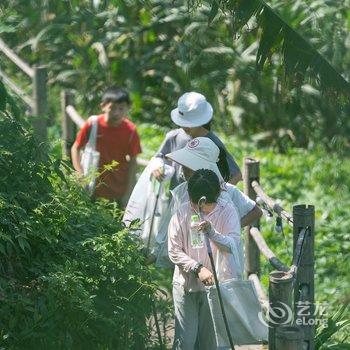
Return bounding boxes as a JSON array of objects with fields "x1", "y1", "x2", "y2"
[
  {"x1": 66, "y1": 105, "x2": 85, "y2": 128},
  {"x1": 268, "y1": 271, "x2": 294, "y2": 350},
  {"x1": 61, "y1": 90, "x2": 76, "y2": 158},
  {"x1": 244, "y1": 158, "x2": 261, "y2": 276},
  {"x1": 32, "y1": 66, "x2": 47, "y2": 142},
  {"x1": 293, "y1": 205, "x2": 315, "y2": 350}
]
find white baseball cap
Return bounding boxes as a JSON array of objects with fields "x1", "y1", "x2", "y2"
[
  {"x1": 171, "y1": 92, "x2": 213, "y2": 127},
  {"x1": 166, "y1": 137, "x2": 223, "y2": 181}
]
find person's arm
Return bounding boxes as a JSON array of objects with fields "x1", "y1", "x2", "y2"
[
  {"x1": 198, "y1": 215, "x2": 241, "y2": 253},
  {"x1": 221, "y1": 144, "x2": 242, "y2": 185},
  {"x1": 71, "y1": 120, "x2": 91, "y2": 174},
  {"x1": 152, "y1": 132, "x2": 174, "y2": 181},
  {"x1": 71, "y1": 142, "x2": 84, "y2": 174},
  {"x1": 240, "y1": 204, "x2": 263, "y2": 227},
  {"x1": 168, "y1": 213, "x2": 198, "y2": 272},
  {"x1": 121, "y1": 156, "x2": 137, "y2": 208},
  {"x1": 226, "y1": 184, "x2": 262, "y2": 226},
  {"x1": 168, "y1": 214, "x2": 214, "y2": 285}
]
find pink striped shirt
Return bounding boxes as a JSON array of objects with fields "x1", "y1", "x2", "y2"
[{"x1": 168, "y1": 198, "x2": 242, "y2": 292}]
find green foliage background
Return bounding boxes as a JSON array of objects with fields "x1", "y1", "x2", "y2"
[
  {"x1": 0, "y1": 0, "x2": 349, "y2": 150},
  {"x1": 0, "y1": 0, "x2": 349, "y2": 347},
  {"x1": 0, "y1": 85, "x2": 155, "y2": 349}
]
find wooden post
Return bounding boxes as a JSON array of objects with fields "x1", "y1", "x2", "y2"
[
  {"x1": 61, "y1": 90, "x2": 76, "y2": 158},
  {"x1": 293, "y1": 205, "x2": 315, "y2": 350},
  {"x1": 275, "y1": 326, "x2": 303, "y2": 350},
  {"x1": 268, "y1": 271, "x2": 293, "y2": 350},
  {"x1": 243, "y1": 157, "x2": 260, "y2": 276},
  {"x1": 32, "y1": 66, "x2": 47, "y2": 142}
]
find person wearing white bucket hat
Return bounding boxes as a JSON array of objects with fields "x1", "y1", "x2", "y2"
[
  {"x1": 170, "y1": 92, "x2": 213, "y2": 128},
  {"x1": 124, "y1": 93, "x2": 245, "y2": 266},
  {"x1": 152, "y1": 137, "x2": 262, "y2": 268},
  {"x1": 165, "y1": 137, "x2": 261, "y2": 227},
  {"x1": 151, "y1": 92, "x2": 242, "y2": 189},
  {"x1": 167, "y1": 137, "x2": 224, "y2": 182}
]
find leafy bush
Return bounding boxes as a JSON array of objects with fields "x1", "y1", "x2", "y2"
[
  {"x1": 0, "y1": 111, "x2": 155, "y2": 349},
  {"x1": 316, "y1": 304, "x2": 350, "y2": 349}
]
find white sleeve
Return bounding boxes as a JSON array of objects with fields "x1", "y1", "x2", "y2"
[{"x1": 227, "y1": 184, "x2": 255, "y2": 218}]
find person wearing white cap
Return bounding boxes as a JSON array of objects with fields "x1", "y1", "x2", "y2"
[
  {"x1": 153, "y1": 137, "x2": 262, "y2": 268},
  {"x1": 152, "y1": 92, "x2": 242, "y2": 189},
  {"x1": 166, "y1": 137, "x2": 262, "y2": 226},
  {"x1": 168, "y1": 169, "x2": 242, "y2": 350}
]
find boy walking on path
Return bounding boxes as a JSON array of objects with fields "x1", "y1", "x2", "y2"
[{"x1": 71, "y1": 86, "x2": 141, "y2": 207}]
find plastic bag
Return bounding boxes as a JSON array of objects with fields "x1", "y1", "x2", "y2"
[
  {"x1": 153, "y1": 182, "x2": 189, "y2": 268},
  {"x1": 80, "y1": 115, "x2": 100, "y2": 193},
  {"x1": 206, "y1": 278, "x2": 268, "y2": 346},
  {"x1": 123, "y1": 157, "x2": 174, "y2": 250}
]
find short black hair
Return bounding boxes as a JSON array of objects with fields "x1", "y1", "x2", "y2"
[
  {"x1": 102, "y1": 86, "x2": 130, "y2": 104},
  {"x1": 188, "y1": 169, "x2": 221, "y2": 204}
]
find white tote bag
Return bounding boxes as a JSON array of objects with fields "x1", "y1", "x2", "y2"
[
  {"x1": 80, "y1": 115, "x2": 100, "y2": 193},
  {"x1": 206, "y1": 277, "x2": 268, "y2": 347},
  {"x1": 205, "y1": 237, "x2": 267, "y2": 347}
]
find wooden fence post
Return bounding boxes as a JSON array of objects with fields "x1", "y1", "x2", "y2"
[
  {"x1": 243, "y1": 157, "x2": 260, "y2": 276},
  {"x1": 275, "y1": 326, "x2": 303, "y2": 350},
  {"x1": 268, "y1": 271, "x2": 293, "y2": 350},
  {"x1": 293, "y1": 205, "x2": 315, "y2": 350},
  {"x1": 61, "y1": 90, "x2": 76, "y2": 158},
  {"x1": 32, "y1": 66, "x2": 47, "y2": 143}
]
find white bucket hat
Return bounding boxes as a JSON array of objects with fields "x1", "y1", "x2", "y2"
[
  {"x1": 171, "y1": 92, "x2": 213, "y2": 127},
  {"x1": 166, "y1": 137, "x2": 223, "y2": 181}
]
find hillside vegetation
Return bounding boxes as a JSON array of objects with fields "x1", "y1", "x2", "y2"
[
  {"x1": 0, "y1": 102, "x2": 156, "y2": 348},
  {"x1": 0, "y1": 0, "x2": 349, "y2": 149}
]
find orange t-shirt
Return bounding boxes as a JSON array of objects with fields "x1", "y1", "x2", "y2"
[{"x1": 74, "y1": 114, "x2": 142, "y2": 200}]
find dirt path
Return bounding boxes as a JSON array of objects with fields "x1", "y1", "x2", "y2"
[{"x1": 149, "y1": 287, "x2": 268, "y2": 349}]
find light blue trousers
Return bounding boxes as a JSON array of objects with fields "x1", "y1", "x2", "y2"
[{"x1": 172, "y1": 284, "x2": 218, "y2": 350}]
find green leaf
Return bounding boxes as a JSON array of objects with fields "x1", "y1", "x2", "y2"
[{"x1": 17, "y1": 237, "x2": 31, "y2": 252}]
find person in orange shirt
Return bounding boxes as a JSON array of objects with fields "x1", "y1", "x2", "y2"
[{"x1": 71, "y1": 86, "x2": 142, "y2": 207}]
